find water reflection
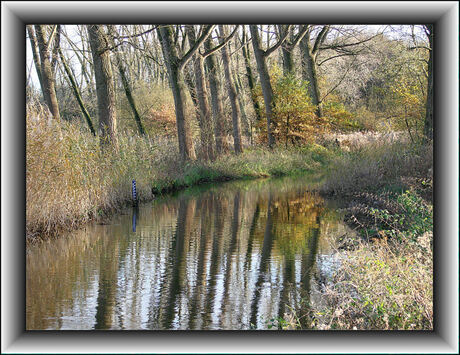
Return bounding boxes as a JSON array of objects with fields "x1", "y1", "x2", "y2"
[
  {"x1": 26, "y1": 176, "x2": 345, "y2": 330},
  {"x1": 132, "y1": 206, "x2": 139, "y2": 233}
]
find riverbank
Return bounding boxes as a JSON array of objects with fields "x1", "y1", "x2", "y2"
[
  {"x1": 308, "y1": 141, "x2": 433, "y2": 330},
  {"x1": 26, "y1": 109, "x2": 330, "y2": 243},
  {"x1": 26, "y1": 109, "x2": 433, "y2": 330}
]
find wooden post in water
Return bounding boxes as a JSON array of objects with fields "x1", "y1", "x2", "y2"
[{"x1": 132, "y1": 179, "x2": 138, "y2": 207}]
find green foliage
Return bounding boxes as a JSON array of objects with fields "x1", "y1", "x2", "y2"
[
  {"x1": 367, "y1": 190, "x2": 433, "y2": 243},
  {"x1": 311, "y1": 189, "x2": 433, "y2": 330},
  {"x1": 322, "y1": 101, "x2": 363, "y2": 132},
  {"x1": 254, "y1": 66, "x2": 319, "y2": 145}
]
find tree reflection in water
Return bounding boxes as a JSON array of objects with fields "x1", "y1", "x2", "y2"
[{"x1": 27, "y1": 176, "x2": 344, "y2": 330}]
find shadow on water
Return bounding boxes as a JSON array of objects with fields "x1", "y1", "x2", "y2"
[{"x1": 26, "y1": 175, "x2": 349, "y2": 330}]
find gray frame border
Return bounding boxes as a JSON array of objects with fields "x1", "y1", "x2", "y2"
[{"x1": 1, "y1": 1, "x2": 458, "y2": 353}]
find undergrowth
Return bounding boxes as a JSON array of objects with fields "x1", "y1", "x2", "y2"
[
  {"x1": 309, "y1": 140, "x2": 433, "y2": 330},
  {"x1": 26, "y1": 101, "x2": 329, "y2": 243}
]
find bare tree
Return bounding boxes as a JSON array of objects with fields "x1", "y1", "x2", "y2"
[
  {"x1": 107, "y1": 25, "x2": 146, "y2": 136},
  {"x1": 240, "y1": 26, "x2": 262, "y2": 122},
  {"x1": 423, "y1": 25, "x2": 433, "y2": 140},
  {"x1": 33, "y1": 25, "x2": 61, "y2": 120},
  {"x1": 277, "y1": 25, "x2": 309, "y2": 75},
  {"x1": 250, "y1": 25, "x2": 291, "y2": 148},
  {"x1": 185, "y1": 25, "x2": 215, "y2": 160},
  {"x1": 88, "y1": 25, "x2": 118, "y2": 147},
  {"x1": 300, "y1": 25, "x2": 330, "y2": 117},
  {"x1": 157, "y1": 25, "x2": 214, "y2": 162},
  {"x1": 204, "y1": 35, "x2": 229, "y2": 154},
  {"x1": 27, "y1": 25, "x2": 45, "y2": 97},
  {"x1": 58, "y1": 47, "x2": 96, "y2": 135},
  {"x1": 219, "y1": 25, "x2": 243, "y2": 154}
]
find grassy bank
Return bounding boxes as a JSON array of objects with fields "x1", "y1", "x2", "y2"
[
  {"x1": 26, "y1": 102, "x2": 433, "y2": 329},
  {"x1": 309, "y1": 140, "x2": 433, "y2": 330},
  {"x1": 26, "y1": 103, "x2": 329, "y2": 243}
]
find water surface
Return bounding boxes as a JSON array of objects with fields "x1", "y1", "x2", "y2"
[{"x1": 26, "y1": 176, "x2": 350, "y2": 330}]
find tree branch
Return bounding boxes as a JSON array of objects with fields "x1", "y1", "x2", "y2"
[
  {"x1": 178, "y1": 25, "x2": 215, "y2": 70},
  {"x1": 202, "y1": 25, "x2": 239, "y2": 58},
  {"x1": 290, "y1": 25, "x2": 310, "y2": 49},
  {"x1": 113, "y1": 26, "x2": 158, "y2": 40},
  {"x1": 321, "y1": 57, "x2": 357, "y2": 102},
  {"x1": 46, "y1": 25, "x2": 58, "y2": 51},
  {"x1": 312, "y1": 25, "x2": 330, "y2": 54},
  {"x1": 319, "y1": 33, "x2": 379, "y2": 51},
  {"x1": 264, "y1": 24, "x2": 292, "y2": 57},
  {"x1": 408, "y1": 45, "x2": 431, "y2": 51},
  {"x1": 317, "y1": 52, "x2": 355, "y2": 67}
]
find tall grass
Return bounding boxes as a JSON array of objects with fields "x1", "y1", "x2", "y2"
[
  {"x1": 26, "y1": 101, "x2": 177, "y2": 241},
  {"x1": 312, "y1": 209, "x2": 433, "y2": 330},
  {"x1": 26, "y1": 101, "x2": 330, "y2": 242},
  {"x1": 309, "y1": 138, "x2": 433, "y2": 330},
  {"x1": 320, "y1": 140, "x2": 432, "y2": 196}
]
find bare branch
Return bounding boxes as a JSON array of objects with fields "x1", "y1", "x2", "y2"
[
  {"x1": 113, "y1": 26, "x2": 158, "y2": 40},
  {"x1": 408, "y1": 45, "x2": 431, "y2": 51},
  {"x1": 290, "y1": 25, "x2": 310, "y2": 49},
  {"x1": 321, "y1": 57, "x2": 357, "y2": 102},
  {"x1": 264, "y1": 24, "x2": 292, "y2": 57},
  {"x1": 178, "y1": 25, "x2": 215, "y2": 70},
  {"x1": 319, "y1": 33, "x2": 380, "y2": 51},
  {"x1": 202, "y1": 25, "x2": 239, "y2": 58},
  {"x1": 312, "y1": 25, "x2": 330, "y2": 54},
  {"x1": 46, "y1": 25, "x2": 58, "y2": 51}
]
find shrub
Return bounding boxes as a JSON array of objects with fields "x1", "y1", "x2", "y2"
[
  {"x1": 322, "y1": 101, "x2": 363, "y2": 132},
  {"x1": 253, "y1": 67, "x2": 319, "y2": 145},
  {"x1": 26, "y1": 99, "x2": 173, "y2": 241},
  {"x1": 312, "y1": 229, "x2": 433, "y2": 330},
  {"x1": 311, "y1": 187, "x2": 433, "y2": 330}
]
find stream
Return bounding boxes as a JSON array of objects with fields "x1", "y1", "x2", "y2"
[{"x1": 26, "y1": 175, "x2": 352, "y2": 330}]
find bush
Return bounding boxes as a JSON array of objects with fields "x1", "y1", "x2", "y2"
[
  {"x1": 311, "y1": 190, "x2": 433, "y2": 330},
  {"x1": 254, "y1": 67, "x2": 319, "y2": 145},
  {"x1": 26, "y1": 99, "x2": 174, "y2": 241},
  {"x1": 322, "y1": 101, "x2": 363, "y2": 132}
]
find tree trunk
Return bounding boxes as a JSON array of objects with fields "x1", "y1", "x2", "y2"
[
  {"x1": 424, "y1": 25, "x2": 433, "y2": 140},
  {"x1": 158, "y1": 25, "x2": 196, "y2": 161},
  {"x1": 250, "y1": 25, "x2": 276, "y2": 148},
  {"x1": 278, "y1": 25, "x2": 295, "y2": 75},
  {"x1": 241, "y1": 28, "x2": 262, "y2": 121},
  {"x1": 234, "y1": 72, "x2": 251, "y2": 142},
  {"x1": 186, "y1": 26, "x2": 215, "y2": 161},
  {"x1": 282, "y1": 47, "x2": 295, "y2": 76},
  {"x1": 117, "y1": 59, "x2": 146, "y2": 136},
  {"x1": 300, "y1": 35, "x2": 323, "y2": 117},
  {"x1": 34, "y1": 25, "x2": 61, "y2": 120},
  {"x1": 88, "y1": 25, "x2": 118, "y2": 148},
  {"x1": 26, "y1": 25, "x2": 45, "y2": 98},
  {"x1": 183, "y1": 66, "x2": 201, "y2": 119},
  {"x1": 219, "y1": 25, "x2": 243, "y2": 154},
  {"x1": 204, "y1": 36, "x2": 229, "y2": 155},
  {"x1": 58, "y1": 48, "x2": 96, "y2": 135},
  {"x1": 109, "y1": 25, "x2": 145, "y2": 136},
  {"x1": 300, "y1": 26, "x2": 330, "y2": 118}
]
